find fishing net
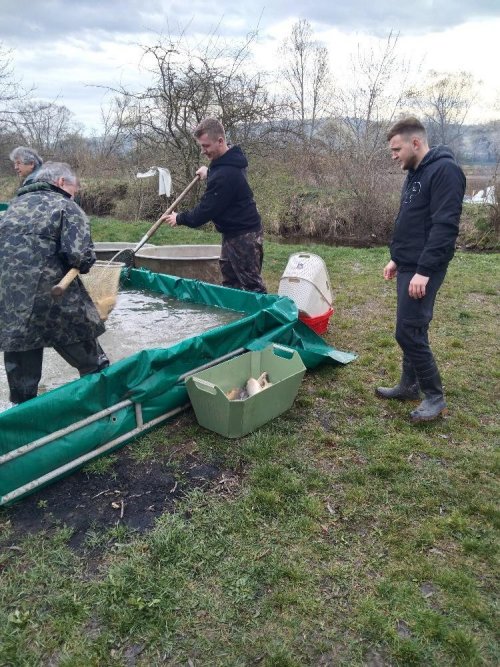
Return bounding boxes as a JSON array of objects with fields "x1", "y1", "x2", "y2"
[
  {"x1": 108, "y1": 246, "x2": 136, "y2": 267},
  {"x1": 80, "y1": 260, "x2": 125, "y2": 320}
]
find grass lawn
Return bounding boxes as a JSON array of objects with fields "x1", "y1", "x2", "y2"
[{"x1": 0, "y1": 217, "x2": 498, "y2": 666}]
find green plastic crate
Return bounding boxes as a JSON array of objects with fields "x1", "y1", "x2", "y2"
[
  {"x1": 0, "y1": 202, "x2": 8, "y2": 212},
  {"x1": 185, "y1": 344, "x2": 306, "y2": 438}
]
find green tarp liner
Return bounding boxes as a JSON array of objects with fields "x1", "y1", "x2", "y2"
[{"x1": 0, "y1": 268, "x2": 356, "y2": 504}]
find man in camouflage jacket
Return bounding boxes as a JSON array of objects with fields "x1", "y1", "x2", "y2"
[{"x1": 0, "y1": 162, "x2": 109, "y2": 404}]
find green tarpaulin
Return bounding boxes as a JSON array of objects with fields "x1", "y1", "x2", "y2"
[{"x1": 0, "y1": 269, "x2": 356, "y2": 505}]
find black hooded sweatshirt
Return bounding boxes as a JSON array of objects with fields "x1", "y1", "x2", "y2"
[
  {"x1": 390, "y1": 145, "x2": 466, "y2": 276},
  {"x1": 176, "y1": 145, "x2": 262, "y2": 238}
]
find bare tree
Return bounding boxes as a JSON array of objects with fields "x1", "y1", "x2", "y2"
[
  {"x1": 316, "y1": 32, "x2": 414, "y2": 242},
  {"x1": 331, "y1": 32, "x2": 411, "y2": 160},
  {"x1": 0, "y1": 45, "x2": 18, "y2": 106},
  {"x1": 279, "y1": 19, "x2": 333, "y2": 140},
  {"x1": 10, "y1": 101, "x2": 81, "y2": 154},
  {"x1": 0, "y1": 42, "x2": 29, "y2": 132},
  {"x1": 406, "y1": 70, "x2": 477, "y2": 150},
  {"x1": 88, "y1": 95, "x2": 137, "y2": 169},
  {"x1": 108, "y1": 26, "x2": 281, "y2": 192}
]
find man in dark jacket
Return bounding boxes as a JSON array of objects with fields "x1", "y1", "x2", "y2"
[
  {"x1": 376, "y1": 117, "x2": 466, "y2": 422},
  {"x1": 0, "y1": 161, "x2": 108, "y2": 405},
  {"x1": 161, "y1": 118, "x2": 267, "y2": 293}
]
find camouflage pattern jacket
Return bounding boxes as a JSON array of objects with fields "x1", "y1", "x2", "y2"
[{"x1": 0, "y1": 183, "x2": 105, "y2": 352}]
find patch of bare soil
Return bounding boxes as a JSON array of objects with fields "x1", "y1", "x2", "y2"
[{"x1": 0, "y1": 448, "x2": 236, "y2": 552}]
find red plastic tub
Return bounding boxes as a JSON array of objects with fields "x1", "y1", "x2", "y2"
[{"x1": 298, "y1": 307, "x2": 334, "y2": 335}]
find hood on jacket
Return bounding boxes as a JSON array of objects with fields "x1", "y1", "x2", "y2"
[
  {"x1": 211, "y1": 145, "x2": 248, "y2": 170},
  {"x1": 16, "y1": 181, "x2": 72, "y2": 199},
  {"x1": 410, "y1": 145, "x2": 457, "y2": 175}
]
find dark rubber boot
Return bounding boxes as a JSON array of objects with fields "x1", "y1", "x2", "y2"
[
  {"x1": 4, "y1": 349, "x2": 43, "y2": 404},
  {"x1": 410, "y1": 367, "x2": 447, "y2": 422},
  {"x1": 54, "y1": 340, "x2": 109, "y2": 376},
  {"x1": 376, "y1": 359, "x2": 421, "y2": 400}
]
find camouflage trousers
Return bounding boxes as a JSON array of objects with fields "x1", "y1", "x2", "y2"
[
  {"x1": 220, "y1": 231, "x2": 267, "y2": 293},
  {"x1": 4, "y1": 339, "x2": 109, "y2": 404}
]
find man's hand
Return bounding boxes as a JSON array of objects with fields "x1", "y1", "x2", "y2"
[
  {"x1": 383, "y1": 260, "x2": 397, "y2": 280},
  {"x1": 196, "y1": 166, "x2": 208, "y2": 181},
  {"x1": 409, "y1": 273, "x2": 429, "y2": 299},
  {"x1": 160, "y1": 212, "x2": 178, "y2": 227}
]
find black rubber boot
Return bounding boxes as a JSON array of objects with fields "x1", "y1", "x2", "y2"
[
  {"x1": 376, "y1": 359, "x2": 421, "y2": 401},
  {"x1": 410, "y1": 366, "x2": 447, "y2": 422},
  {"x1": 4, "y1": 349, "x2": 43, "y2": 404},
  {"x1": 53, "y1": 340, "x2": 110, "y2": 376}
]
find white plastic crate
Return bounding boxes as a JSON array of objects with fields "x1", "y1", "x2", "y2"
[{"x1": 278, "y1": 252, "x2": 333, "y2": 317}]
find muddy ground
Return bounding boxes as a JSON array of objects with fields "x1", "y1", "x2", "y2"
[{"x1": 0, "y1": 431, "x2": 240, "y2": 553}]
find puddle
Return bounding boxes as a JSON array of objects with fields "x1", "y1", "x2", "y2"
[{"x1": 0, "y1": 289, "x2": 243, "y2": 411}]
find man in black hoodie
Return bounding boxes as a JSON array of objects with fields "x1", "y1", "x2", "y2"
[
  {"x1": 376, "y1": 117, "x2": 466, "y2": 422},
  {"x1": 161, "y1": 118, "x2": 267, "y2": 293}
]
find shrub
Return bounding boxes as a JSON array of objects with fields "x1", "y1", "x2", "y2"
[
  {"x1": 249, "y1": 157, "x2": 301, "y2": 235},
  {"x1": 113, "y1": 178, "x2": 164, "y2": 221},
  {"x1": 0, "y1": 176, "x2": 18, "y2": 201},
  {"x1": 277, "y1": 188, "x2": 397, "y2": 246},
  {"x1": 459, "y1": 200, "x2": 500, "y2": 250},
  {"x1": 78, "y1": 181, "x2": 128, "y2": 216}
]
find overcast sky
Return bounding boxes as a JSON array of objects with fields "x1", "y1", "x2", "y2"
[{"x1": 1, "y1": 0, "x2": 499, "y2": 132}]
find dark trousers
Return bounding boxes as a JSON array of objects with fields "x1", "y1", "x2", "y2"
[
  {"x1": 219, "y1": 231, "x2": 267, "y2": 293},
  {"x1": 395, "y1": 269, "x2": 446, "y2": 380},
  {"x1": 4, "y1": 339, "x2": 109, "y2": 404}
]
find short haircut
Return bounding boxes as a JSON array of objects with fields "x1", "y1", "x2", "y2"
[
  {"x1": 9, "y1": 146, "x2": 43, "y2": 169},
  {"x1": 194, "y1": 118, "x2": 226, "y2": 141},
  {"x1": 35, "y1": 162, "x2": 77, "y2": 186},
  {"x1": 387, "y1": 117, "x2": 427, "y2": 142}
]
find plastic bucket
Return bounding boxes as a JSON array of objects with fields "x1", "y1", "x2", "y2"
[
  {"x1": 185, "y1": 344, "x2": 306, "y2": 438},
  {"x1": 298, "y1": 308, "x2": 334, "y2": 335}
]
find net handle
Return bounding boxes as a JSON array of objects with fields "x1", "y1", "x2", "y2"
[
  {"x1": 131, "y1": 173, "x2": 201, "y2": 254},
  {"x1": 51, "y1": 268, "x2": 80, "y2": 297},
  {"x1": 109, "y1": 173, "x2": 201, "y2": 266},
  {"x1": 53, "y1": 173, "x2": 201, "y2": 295}
]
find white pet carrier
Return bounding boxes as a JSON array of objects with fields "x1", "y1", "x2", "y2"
[{"x1": 278, "y1": 252, "x2": 333, "y2": 317}]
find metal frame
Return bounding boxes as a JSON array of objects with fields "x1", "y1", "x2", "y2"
[{"x1": 0, "y1": 347, "x2": 245, "y2": 506}]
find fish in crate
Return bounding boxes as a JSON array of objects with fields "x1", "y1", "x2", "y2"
[{"x1": 225, "y1": 372, "x2": 273, "y2": 400}]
